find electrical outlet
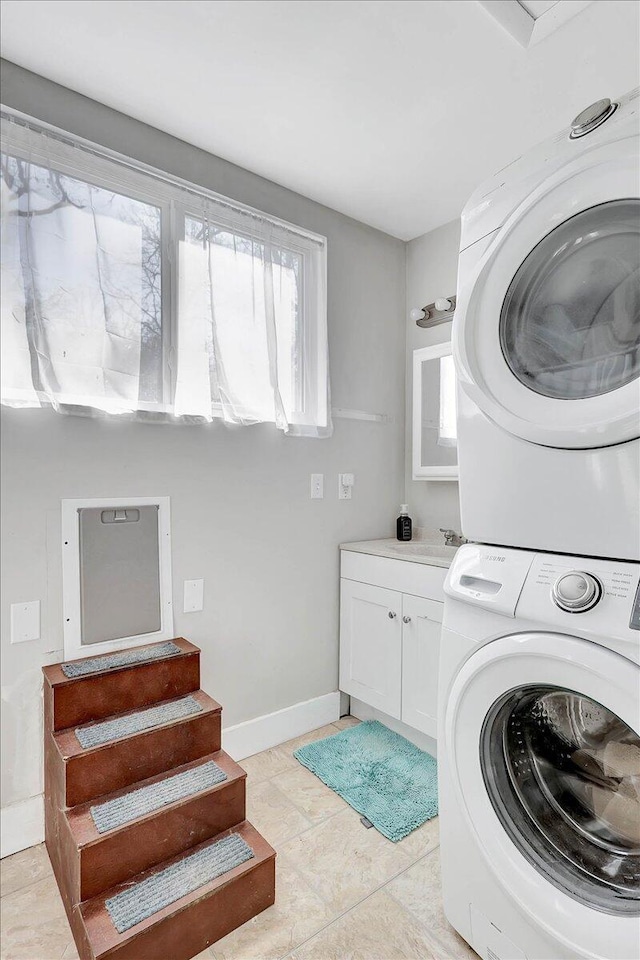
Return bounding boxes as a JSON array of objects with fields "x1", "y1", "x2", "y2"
[
  {"x1": 310, "y1": 473, "x2": 324, "y2": 499},
  {"x1": 11, "y1": 601, "x2": 40, "y2": 643},
  {"x1": 183, "y1": 579, "x2": 204, "y2": 613},
  {"x1": 338, "y1": 473, "x2": 355, "y2": 500}
]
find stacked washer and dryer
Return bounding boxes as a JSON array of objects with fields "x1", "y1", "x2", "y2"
[{"x1": 439, "y1": 91, "x2": 640, "y2": 960}]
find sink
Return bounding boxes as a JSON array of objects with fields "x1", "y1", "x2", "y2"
[
  {"x1": 340, "y1": 536, "x2": 460, "y2": 568},
  {"x1": 384, "y1": 541, "x2": 457, "y2": 559}
]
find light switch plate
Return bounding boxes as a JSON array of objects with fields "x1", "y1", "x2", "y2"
[
  {"x1": 310, "y1": 473, "x2": 324, "y2": 499},
  {"x1": 183, "y1": 579, "x2": 204, "y2": 613},
  {"x1": 11, "y1": 600, "x2": 41, "y2": 643}
]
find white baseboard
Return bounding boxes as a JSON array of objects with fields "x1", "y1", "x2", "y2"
[
  {"x1": 1, "y1": 794, "x2": 45, "y2": 859},
  {"x1": 350, "y1": 697, "x2": 438, "y2": 758},
  {"x1": 223, "y1": 691, "x2": 341, "y2": 761}
]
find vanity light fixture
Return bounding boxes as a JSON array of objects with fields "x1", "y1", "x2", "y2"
[{"x1": 410, "y1": 295, "x2": 457, "y2": 328}]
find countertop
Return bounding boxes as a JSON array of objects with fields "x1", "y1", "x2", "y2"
[{"x1": 340, "y1": 532, "x2": 458, "y2": 569}]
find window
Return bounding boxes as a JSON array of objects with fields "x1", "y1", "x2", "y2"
[{"x1": 0, "y1": 111, "x2": 330, "y2": 437}]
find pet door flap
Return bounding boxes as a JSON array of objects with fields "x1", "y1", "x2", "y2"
[{"x1": 78, "y1": 505, "x2": 162, "y2": 645}]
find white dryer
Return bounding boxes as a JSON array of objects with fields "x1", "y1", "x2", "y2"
[
  {"x1": 453, "y1": 90, "x2": 640, "y2": 562},
  {"x1": 439, "y1": 543, "x2": 640, "y2": 960}
]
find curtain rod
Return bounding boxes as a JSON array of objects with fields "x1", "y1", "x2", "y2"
[{"x1": 0, "y1": 106, "x2": 327, "y2": 248}]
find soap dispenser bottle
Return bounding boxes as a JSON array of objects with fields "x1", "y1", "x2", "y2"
[{"x1": 396, "y1": 504, "x2": 412, "y2": 542}]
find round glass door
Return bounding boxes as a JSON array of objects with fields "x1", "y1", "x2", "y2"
[
  {"x1": 500, "y1": 200, "x2": 640, "y2": 400},
  {"x1": 481, "y1": 685, "x2": 640, "y2": 915}
]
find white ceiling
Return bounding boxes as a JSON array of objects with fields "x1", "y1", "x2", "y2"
[{"x1": 1, "y1": 0, "x2": 638, "y2": 240}]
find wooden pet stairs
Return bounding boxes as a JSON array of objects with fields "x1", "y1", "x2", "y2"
[{"x1": 43, "y1": 638, "x2": 276, "y2": 960}]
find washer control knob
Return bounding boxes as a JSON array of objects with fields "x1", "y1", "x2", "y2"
[
  {"x1": 570, "y1": 98, "x2": 616, "y2": 138},
  {"x1": 552, "y1": 571, "x2": 601, "y2": 612}
]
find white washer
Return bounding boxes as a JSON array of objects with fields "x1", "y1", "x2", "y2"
[
  {"x1": 453, "y1": 89, "x2": 640, "y2": 562},
  {"x1": 439, "y1": 543, "x2": 640, "y2": 960}
]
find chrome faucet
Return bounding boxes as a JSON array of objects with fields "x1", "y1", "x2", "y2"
[{"x1": 439, "y1": 528, "x2": 467, "y2": 548}]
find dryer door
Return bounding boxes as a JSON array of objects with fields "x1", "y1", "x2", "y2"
[
  {"x1": 455, "y1": 138, "x2": 640, "y2": 449},
  {"x1": 445, "y1": 632, "x2": 640, "y2": 956}
]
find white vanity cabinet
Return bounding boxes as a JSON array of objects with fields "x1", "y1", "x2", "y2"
[
  {"x1": 339, "y1": 548, "x2": 447, "y2": 741},
  {"x1": 400, "y1": 594, "x2": 442, "y2": 738},
  {"x1": 339, "y1": 579, "x2": 403, "y2": 719}
]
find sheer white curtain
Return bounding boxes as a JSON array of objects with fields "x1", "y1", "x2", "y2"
[
  {"x1": 1, "y1": 114, "x2": 331, "y2": 437},
  {"x1": 1, "y1": 121, "x2": 165, "y2": 415},
  {"x1": 174, "y1": 203, "x2": 330, "y2": 437}
]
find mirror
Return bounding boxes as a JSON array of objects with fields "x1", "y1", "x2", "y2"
[{"x1": 412, "y1": 342, "x2": 459, "y2": 480}]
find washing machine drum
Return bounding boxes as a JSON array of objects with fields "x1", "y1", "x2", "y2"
[
  {"x1": 446, "y1": 632, "x2": 640, "y2": 927},
  {"x1": 456, "y1": 142, "x2": 640, "y2": 449},
  {"x1": 481, "y1": 686, "x2": 640, "y2": 915}
]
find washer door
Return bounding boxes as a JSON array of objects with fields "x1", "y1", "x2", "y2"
[
  {"x1": 455, "y1": 138, "x2": 640, "y2": 449},
  {"x1": 445, "y1": 633, "x2": 640, "y2": 954}
]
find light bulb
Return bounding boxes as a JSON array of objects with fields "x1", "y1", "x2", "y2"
[
  {"x1": 435, "y1": 298, "x2": 452, "y2": 312},
  {"x1": 410, "y1": 307, "x2": 425, "y2": 322}
]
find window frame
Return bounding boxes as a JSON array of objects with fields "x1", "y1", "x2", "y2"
[
  {"x1": 1, "y1": 108, "x2": 328, "y2": 428},
  {"x1": 1, "y1": 130, "x2": 174, "y2": 413},
  {"x1": 176, "y1": 198, "x2": 327, "y2": 428}
]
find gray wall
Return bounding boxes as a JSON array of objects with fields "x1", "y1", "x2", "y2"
[
  {"x1": 0, "y1": 61, "x2": 406, "y2": 811},
  {"x1": 405, "y1": 219, "x2": 462, "y2": 533}
]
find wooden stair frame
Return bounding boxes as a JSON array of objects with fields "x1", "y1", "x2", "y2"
[{"x1": 43, "y1": 638, "x2": 276, "y2": 960}]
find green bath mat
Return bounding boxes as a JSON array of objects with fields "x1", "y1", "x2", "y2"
[{"x1": 294, "y1": 720, "x2": 438, "y2": 842}]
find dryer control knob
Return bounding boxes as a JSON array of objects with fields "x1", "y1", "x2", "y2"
[
  {"x1": 552, "y1": 571, "x2": 601, "y2": 613},
  {"x1": 570, "y1": 98, "x2": 616, "y2": 138}
]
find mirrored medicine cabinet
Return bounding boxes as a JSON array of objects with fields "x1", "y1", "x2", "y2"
[{"x1": 412, "y1": 342, "x2": 459, "y2": 481}]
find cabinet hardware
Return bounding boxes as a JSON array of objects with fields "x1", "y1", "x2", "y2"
[
  {"x1": 388, "y1": 611, "x2": 397, "y2": 619},
  {"x1": 402, "y1": 615, "x2": 412, "y2": 623}
]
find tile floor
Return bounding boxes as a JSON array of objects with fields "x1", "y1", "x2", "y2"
[{"x1": 0, "y1": 717, "x2": 478, "y2": 960}]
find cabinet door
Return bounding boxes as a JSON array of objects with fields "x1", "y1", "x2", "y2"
[
  {"x1": 339, "y1": 579, "x2": 402, "y2": 719},
  {"x1": 401, "y1": 594, "x2": 442, "y2": 739}
]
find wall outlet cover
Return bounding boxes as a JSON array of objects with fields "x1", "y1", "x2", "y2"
[
  {"x1": 11, "y1": 601, "x2": 41, "y2": 643},
  {"x1": 338, "y1": 473, "x2": 354, "y2": 499},
  {"x1": 183, "y1": 579, "x2": 204, "y2": 613}
]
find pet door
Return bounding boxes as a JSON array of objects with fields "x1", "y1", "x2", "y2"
[{"x1": 62, "y1": 497, "x2": 173, "y2": 661}]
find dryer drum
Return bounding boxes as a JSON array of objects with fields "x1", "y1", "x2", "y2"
[
  {"x1": 499, "y1": 199, "x2": 640, "y2": 402},
  {"x1": 480, "y1": 685, "x2": 640, "y2": 915}
]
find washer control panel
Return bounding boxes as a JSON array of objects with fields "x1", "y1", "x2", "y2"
[
  {"x1": 445, "y1": 545, "x2": 640, "y2": 653},
  {"x1": 444, "y1": 543, "x2": 640, "y2": 644},
  {"x1": 552, "y1": 571, "x2": 602, "y2": 613},
  {"x1": 516, "y1": 553, "x2": 639, "y2": 645}
]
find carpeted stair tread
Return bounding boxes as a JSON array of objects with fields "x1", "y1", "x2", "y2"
[
  {"x1": 61, "y1": 642, "x2": 183, "y2": 678},
  {"x1": 75, "y1": 695, "x2": 203, "y2": 749},
  {"x1": 90, "y1": 759, "x2": 228, "y2": 833},
  {"x1": 105, "y1": 833, "x2": 255, "y2": 933},
  {"x1": 294, "y1": 719, "x2": 438, "y2": 842}
]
